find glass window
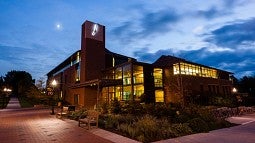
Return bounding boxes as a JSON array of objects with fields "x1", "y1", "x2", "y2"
[
  {"x1": 133, "y1": 65, "x2": 144, "y2": 84},
  {"x1": 123, "y1": 86, "x2": 131, "y2": 100},
  {"x1": 154, "y1": 68, "x2": 163, "y2": 87},
  {"x1": 134, "y1": 85, "x2": 144, "y2": 101},
  {"x1": 173, "y1": 63, "x2": 180, "y2": 74},
  {"x1": 173, "y1": 62, "x2": 217, "y2": 79},
  {"x1": 123, "y1": 64, "x2": 131, "y2": 85},
  {"x1": 115, "y1": 86, "x2": 122, "y2": 101},
  {"x1": 155, "y1": 90, "x2": 164, "y2": 102},
  {"x1": 75, "y1": 63, "x2": 80, "y2": 82},
  {"x1": 115, "y1": 67, "x2": 122, "y2": 79}
]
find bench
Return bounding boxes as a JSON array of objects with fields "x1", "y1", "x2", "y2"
[
  {"x1": 78, "y1": 110, "x2": 99, "y2": 130},
  {"x1": 56, "y1": 106, "x2": 69, "y2": 118},
  {"x1": 56, "y1": 106, "x2": 75, "y2": 118}
]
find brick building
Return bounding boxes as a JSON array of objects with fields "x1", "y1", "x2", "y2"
[{"x1": 47, "y1": 20, "x2": 234, "y2": 108}]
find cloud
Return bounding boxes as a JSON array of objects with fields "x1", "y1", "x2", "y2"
[
  {"x1": 222, "y1": 0, "x2": 248, "y2": 9},
  {"x1": 193, "y1": 0, "x2": 250, "y2": 20},
  {"x1": 133, "y1": 46, "x2": 255, "y2": 78},
  {"x1": 139, "y1": 9, "x2": 180, "y2": 36},
  {"x1": 195, "y1": 6, "x2": 230, "y2": 19},
  {"x1": 110, "y1": 9, "x2": 181, "y2": 44},
  {"x1": 133, "y1": 47, "x2": 175, "y2": 63},
  {"x1": 205, "y1": 18, "x2": 255, "y2": 49},
  {"x1": 179, "y1": 47, "x2": 255, "y2": 78}
]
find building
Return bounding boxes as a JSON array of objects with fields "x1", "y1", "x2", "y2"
[{"x1": 47, "y1": 20, "x2": 234, "y2": 108}]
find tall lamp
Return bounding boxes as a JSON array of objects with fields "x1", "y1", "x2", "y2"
[{"x1": 51, "y1": 79, "x2": 57, "y2": 115}]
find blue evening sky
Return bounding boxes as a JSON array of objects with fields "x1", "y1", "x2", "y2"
[{"x1": 0, "y1": 0, "x2": 255, "y2": 80}]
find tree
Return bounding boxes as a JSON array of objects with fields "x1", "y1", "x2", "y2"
[
  {"x1": 238, "y1": 75, "x2": 255, "y2": 96},
  {"x1": 4, "y1": 70, "x2": 34, "y2": 97},
  {"x1": 0, "y1": 76, "x2": 4, "y2": 96},
  {"x1": 238, "y1": 75, "x2": 255, "y2": 106}
]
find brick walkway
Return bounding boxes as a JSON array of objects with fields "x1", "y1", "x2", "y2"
[{"x1": 0, "y1": 98, "x2": 138, "y2": 143}]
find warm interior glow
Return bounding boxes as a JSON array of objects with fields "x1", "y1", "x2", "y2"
[
  {"x1": 173, "y1": 62, "x2": 217, "y2": 78},
  {"x1": 154, "y1": 68, "x2": 163, "y2": 87},
  {"x1": 155, "y1": 90, "x2": 164, "y2": 102}
]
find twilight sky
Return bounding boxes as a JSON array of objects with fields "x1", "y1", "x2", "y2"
[{"x1": 0, "y1": 0, "x2": 255, "y2": 80}]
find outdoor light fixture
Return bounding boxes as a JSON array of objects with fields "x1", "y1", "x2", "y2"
[
  {"x1": 3, "y1": 87, "x2": 12, "y2": 92},
  {"x1": 232, "y1": 87, "x2": 237, "y2": 93},
  {"x1": 52, "y1": 79, "x2": 57, "y2": 86},
  {"x1": 50, "y1": 79, "x2": 57, "y2": 115}
]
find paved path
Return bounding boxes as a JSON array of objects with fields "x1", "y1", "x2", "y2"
[
  {"x1": 4, "y1": 97, "x2": 21, "y2": 109},
  {"x1": 0, "y1": 98, "x2": 138, "y2": 143}
]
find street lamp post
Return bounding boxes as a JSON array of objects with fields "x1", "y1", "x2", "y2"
[{"x1": 50, "y1": 79, "x2": 57, "y2": 115}]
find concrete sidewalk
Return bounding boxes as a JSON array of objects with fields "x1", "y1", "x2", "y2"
[{"x1": 5, "y1": 97, "x2": 21, "y2": 109}]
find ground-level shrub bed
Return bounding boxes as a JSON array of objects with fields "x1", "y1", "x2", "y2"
[{"x1": 97, "y1": 102, "x2": 236, "y2": 143}]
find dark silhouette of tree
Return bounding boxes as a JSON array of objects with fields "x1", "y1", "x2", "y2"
[
  {"x1": 0, "y1": 76, "x2": 4, "y2": 96},
  {"x1": 4, "y1": 70, "x2": 34, "y2": 97},
  {"x1": 237, "y1": 75, "x2": 255, "y2": 106},
  {"x1": 238, "y1": 75, "x2": 255, "y2": 96}
]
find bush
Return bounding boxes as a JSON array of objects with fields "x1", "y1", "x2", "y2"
[
  {"x1": 188, "y1": 118, "x2": 209, "y2": 133},
  {"x1": 171, "y1": 123, "x2": 193, "y2": 137},
  {"x1": 110, "y1": 98, "x2": 121, "y2": 114},
  {"x1": 120, "y1": 101, "x2": 144, "y2": 115},
  {"x1": 103, "y1": 114, "x2": 122, "y2": 129},
  {"x1": 68, "y1": 108, "x2": 87, "y2": 120},
  {"x1": 98, "y1": 101, "x2": 236, "y2": 142}
]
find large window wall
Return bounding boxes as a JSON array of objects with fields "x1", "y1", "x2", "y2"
[
  {"x1": 102, "y1": 63, "x2": 144, "y2": 102},
  {"x1": 154, "y1": 68, "x2": 164, "y2": 102},
  {"x1": 173, "y1": 62, "x2": 217, "y2": 78}
]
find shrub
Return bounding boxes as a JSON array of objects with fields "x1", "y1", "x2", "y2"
[
  {"x1": 121, "y1": 101, "x2": 144, "y2": 115},
  {"x1": 171, "y1": 123, "x2": 193, "y2": 137},
  {"x1": 110, "y1": 98, "x2": 121, "y2": 114},
  {"x1": 68, "y1": 108, "x2": 87, "y2": 120},
  {"x1": 103, "y1": 114, "x2": 121, "y2": 129},
  {"x1": 101, "y1": 102, "x2": 109, "y2": 114},
  {"x1": 188, "y1": 118, "x2": 209, "y2": 133}
]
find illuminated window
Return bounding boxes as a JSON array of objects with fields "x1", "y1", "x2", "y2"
[
  {"x1": 112, "y1": 57, "x2": 115, "y2": 67},
  {"x1": 115, "y1": 67, "x2": 122, "y2": 79},
  {"x1": 134, "y1": 85, "x2": 144, "y2": 100},
  {"x1": 154, "y1": 68, "x2": 163, "y2": 87},
  {"x1": 173, "y1": 62, "x2": 217, "y2": 79},
  {"x1": 75, "y1": 63, "x2": 80, "y2": 82},
  {"x1": 77, "y1": 52, "x2": 80, "y2": 62},
  {"x1": 115, "y1": 86, "x2": 122, "y2": 101},
  {"x1": 133, "y1": 65, "x2": 144, "y2": 84},
  {"x1": 123, "y1": 86, "x2": 131, "y2": 100},
  {"x1": 173, "y1": 63, "x2": 180, "y2": 74},
  {"x1": 123, "y1": 64, "x2": 131, "y2": 85},
  {"x1": 155, "y1": 90, "x2": 164, "y2": 102}
]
